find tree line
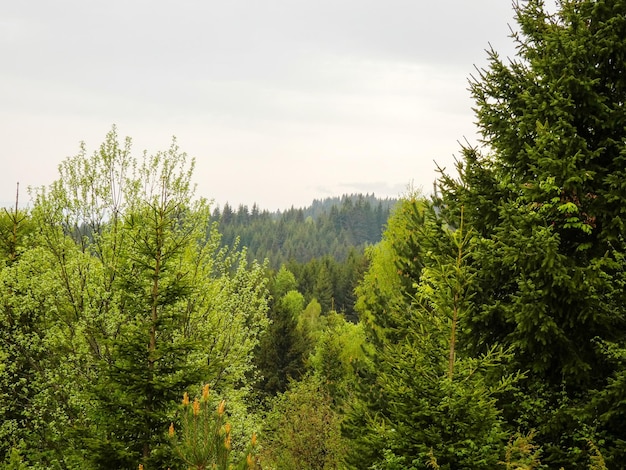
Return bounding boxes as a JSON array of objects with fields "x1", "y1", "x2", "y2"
[{"x1": 212, "y1": 194, "x2": 395, "y2": 267}]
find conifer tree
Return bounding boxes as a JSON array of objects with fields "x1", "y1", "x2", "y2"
[
  {"x1": 347, "y1": 1, "x2": 626, "y2": 467},
  {"x1": 345, "y1": 200, "x2": 515, "y2": 469},
  {"x1": 434, "y1": 0, "x2": 626, "y2": 466},
  {"x1": 254, "y1": 267, "x2": 308, "y2": 397}
]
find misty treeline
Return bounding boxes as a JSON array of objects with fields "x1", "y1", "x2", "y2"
[
  {"x1": 3, "y1": 0, "x2": 626, "y2": 468},
  {"x1": 213, "y1": 193, "x2": 395, "y2": 267}
]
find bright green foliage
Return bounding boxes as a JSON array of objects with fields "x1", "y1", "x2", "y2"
[
  {"x1": 308, "y1": 312, "x2": 367, "y2": 403},
  {"x1": 273, "y1": 265, "x2": 298, "y2": 296},
  {"x1": 261, "y1": 375, "x2": 345, "y2": 470},
  {"x1": 0, "y1": 127, "x2": 269, "y2": 468},
  {"x1": 297, "y1": 298, "x2": 323, "y2": 341},
  {"x1": 0, "y1": 246, "x2": 69, "y2": 466},
  {"x1": 0, "y1": 202, "x2": 38, "y2": 458},
  {"x1": 2, "y1": 446, "x2": 29, "y2": 470},
  {"x1": 345, "y1": 201, "x2": 515, "y2": 469},
  {"x1": 501, "y1": 432, "x2": 543, "y2": 470},
  {"x1": 169, "y1": 386, "x2": 259, "y2": 470},
  {"x1": 281, "y1": 290, "x2": 306, "y2": 319},
  {"x1": 0, "y1": 199, "x2": 34, "y2": 266},
  {"x1": 355, "y1": 195, "x2": 428, "y2": 347},
  {"x1": 0, "y1": 204, "x2": 43, "y2": 460},
  {"x1": 431, "y1": 0, "x2": 626, "y2": 467}
]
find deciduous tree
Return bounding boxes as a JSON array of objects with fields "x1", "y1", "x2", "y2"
[{"x1": 0, "y1": 128, "x2": 269, "y2": 468}]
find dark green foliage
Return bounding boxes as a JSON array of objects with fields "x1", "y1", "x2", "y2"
[
  {"x1": 286, "y1": 249, "x2": 369, "y2": 321},
  {"x1": 84, "y1": 324, "x2": 205, "y2": 468},
  {"x1": 212, "y1": 195, "x2": 388, "y2": 322},
  {"x1": 343, "y1": 197, "x2": 430, "y2": 468},
  {"x1": 213, "y1": 194, "x2": 396, "y2": 268},
  {"x1": 432, "y1": 0, "x2": 626, "y2": 466},
  {"x1": 254, "y1": 267, "x2": 310, "y2": 397},
  {"x1": 346, "y1": 3, "x2": 626, "y2": 462},
  {"x1": 213, "y1": 194, "x2": 390, "y2": 321},
  {"x1": 345, "y1": 200, "x2": 514, "y2": 469},
  {"x1": 7, "y1": 2, "x2": 626, "y2": 467}
]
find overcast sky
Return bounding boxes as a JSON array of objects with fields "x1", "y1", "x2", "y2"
[{"x1": 1, "y1": 1, "x2": 519, "y2": 211}]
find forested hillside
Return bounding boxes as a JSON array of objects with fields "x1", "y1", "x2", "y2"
[
  {"x1": 212, "y1": 194, "x2": 396, "y2": 267},
  {"x1": 211, "y1": 194, "x2": 396, "y2": 322},
  {"x1": 2, "y1": 1, "x2": 626, "y2": 469}
]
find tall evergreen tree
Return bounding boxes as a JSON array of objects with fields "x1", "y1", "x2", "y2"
[
  {"x1": 254, "y1": 267, "x2": 308, "y2": 397},
  {"x1": 434, "y1": 0, "x2": 626, "y2": 466},
  {"x1": 347, "y1": 1, "x2": 626, "y2": 468},
  {"x1": 345, "y1": 198, "x2": 515, "y2": 469}
]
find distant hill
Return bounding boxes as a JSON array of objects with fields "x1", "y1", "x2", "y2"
[
  {"x1": 211, "y1": 193, "x2": 397, "y2": 321},
  {"x1": 211, "y1": 193, "x2": 397, "y2": 268}
]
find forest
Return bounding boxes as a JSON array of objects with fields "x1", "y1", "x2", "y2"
[{"x1": 2, "y1": 0, "x2": 626, "y2": 468}]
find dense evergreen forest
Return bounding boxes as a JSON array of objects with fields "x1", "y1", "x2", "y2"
[
  {"x1": 212, "y1": 194, "x2": 396, "y2": 321},
  {"x1": 212, "y1": 194, "x2": 396, "y2": 267},
  {"x1": 2, "y1": 1, "x2": 626, "y2": 468}
]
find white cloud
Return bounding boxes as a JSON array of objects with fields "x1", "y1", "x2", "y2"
[{"x1": 0, "y1": 0, "x2": 517, "y2": 209}]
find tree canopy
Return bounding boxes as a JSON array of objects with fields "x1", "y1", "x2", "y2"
[
  {"x1": 0, "y1": 128, "x2": 269, "y2": 468},
  {"x1": 4, "y1": 1, "x2": 626, "y2": 468}
]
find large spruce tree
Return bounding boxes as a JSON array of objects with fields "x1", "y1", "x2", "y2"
[
  {"x1": 347, "y1": 1, "x2": 626, "y2": 468},
  {"x1": 438, "y1": 0, "x2": 626, "y2": 466},
  {"x1": 345, "y1": 197, "x2": 515, "y2": 469}
]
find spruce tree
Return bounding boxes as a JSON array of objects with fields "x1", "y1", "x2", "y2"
[
  {"x1": 434, "y1": 0, "x2": 626, "y2": 466},
  {"x1": 345, "y1": 199, "x2": 514, "y2": 469},
  {"x1": 254, "y1": 267, "x2": 308, "y2": 397},
  {"x1": 347, "y1": 1, "x2": 626, "y2": 467}
]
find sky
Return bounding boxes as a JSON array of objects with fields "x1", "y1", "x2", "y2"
[{"x1": 1, "y1": 1, "x2": 520, "y2": 211}]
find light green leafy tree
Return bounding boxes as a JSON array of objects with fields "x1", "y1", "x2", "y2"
[
  {"x1": 308, "y1": 311, "x2": 367, "y2": 405},
  {"x1": 0, "y1": 127, "x2": 269, "y2": 468},
  {"x1": 261, "y1": 375, "x2": 345, "y2": 470}
]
